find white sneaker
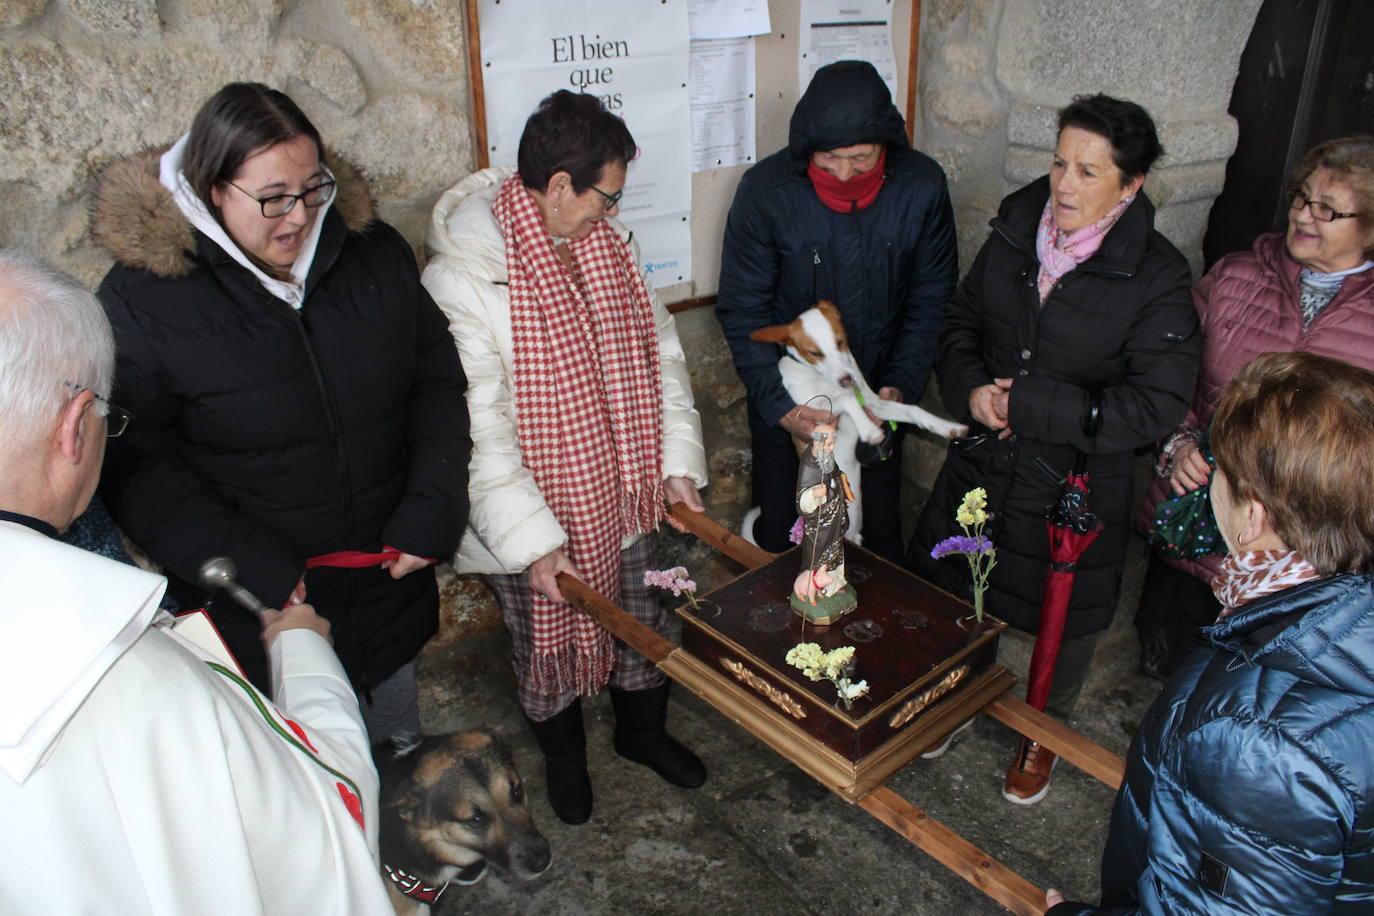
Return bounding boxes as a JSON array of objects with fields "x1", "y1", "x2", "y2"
[{"x1": 920, "y1": 718, "x2": 973, "y2": 759}]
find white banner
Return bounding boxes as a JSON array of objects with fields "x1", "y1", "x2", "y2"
[{"x1": 480, "y1": 0, "x2": 693, "y2": 288}]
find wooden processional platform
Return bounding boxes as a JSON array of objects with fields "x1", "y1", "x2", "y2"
[{"x1": 558, "y1": 506, "x2": 1126, "y2": 916}]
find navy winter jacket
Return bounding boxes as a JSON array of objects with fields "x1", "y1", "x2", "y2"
[
  {"x1": 1052, "y1": 573, "x2": 1374, "y2": 914},
  {"x1": 715, "y1": 61, "x2": 958, "y2": 426}
]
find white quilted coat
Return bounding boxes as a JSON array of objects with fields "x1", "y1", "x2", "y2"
[{"x1": 421, "y1": 167, "x2": 707, "y2": 575}]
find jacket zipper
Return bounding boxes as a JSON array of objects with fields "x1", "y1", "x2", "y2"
[
  {"x1": 280, "y1": 300, "x2": 372, "y2": 697},
  {"x1": 886, "y1": 242, "x2": 894, "y2": 307},
  {"x1": 811, "y1": 248, "x2": 820, "y2": 303}
]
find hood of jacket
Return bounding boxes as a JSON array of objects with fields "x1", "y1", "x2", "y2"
[
  {"x1": 424, "y1": 165, "x2": 512, "y2": 281},
  {"x1": 787, "y1": 60, "x2": 909, "y2": 164},
  {"x1": 1206, "y1": 572, "x2": 1374, "y2": 698},
  {"x1": 90, "y1": 145, "x2": 376, "y2": 279}
]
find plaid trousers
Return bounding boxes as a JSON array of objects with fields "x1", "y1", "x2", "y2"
[{"x1": 483, "y1": 536, "x2": 667, "y2": 720}]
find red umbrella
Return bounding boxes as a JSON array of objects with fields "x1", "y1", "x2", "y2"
[{"x1": 1025, "y1": 468, "x2": 1105, "y2": 711}]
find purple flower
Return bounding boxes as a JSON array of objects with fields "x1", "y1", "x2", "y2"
[
  {"x1": 930, "y1": 535, "x2": 994, "y2": 560},
  {"x1": 788, "y1": 516, "x2": 804, "y2": 545}
]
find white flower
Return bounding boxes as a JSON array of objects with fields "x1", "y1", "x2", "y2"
[{"x1": 836, "y1": 678, "x2": 869, "y2": 701}]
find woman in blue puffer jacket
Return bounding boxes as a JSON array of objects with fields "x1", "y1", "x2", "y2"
[{"x1": 1049, "y1": 350, "x2": 1374, "y2": 915}]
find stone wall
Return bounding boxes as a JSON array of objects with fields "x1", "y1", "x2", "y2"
[
  {"x1": 1, "y1": 0, "x2": 1264, "y2": 648},
  {"x1": 0, "y1": 0, "x2": 473, "y2": 287}
]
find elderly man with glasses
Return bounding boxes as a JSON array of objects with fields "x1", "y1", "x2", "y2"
[{"x1": 0, "y1": 248, "x2": 393, "y2": 913}]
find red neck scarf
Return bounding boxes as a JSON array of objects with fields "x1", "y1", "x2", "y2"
[{"x1": 807, "y1": 146, "x2": 887, "y2": 213}]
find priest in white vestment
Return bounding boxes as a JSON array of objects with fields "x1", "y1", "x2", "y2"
[{"x1": 0, "y1": 249, "x2": 392, "y2": 914}]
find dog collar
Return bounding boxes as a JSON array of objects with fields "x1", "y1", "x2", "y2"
[{"x1": 383, "y1": 864, "x2": 450, "y2": 904}]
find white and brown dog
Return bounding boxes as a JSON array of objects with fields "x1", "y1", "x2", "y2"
[
  {"x1": 376, "y1": 730, "x2": 551, "y2": 915},
  {"x1": 745, "y1": 300, "x2": 968, "y2": 545}
]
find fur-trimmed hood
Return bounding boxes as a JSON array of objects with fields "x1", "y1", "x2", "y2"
[{"x1": 90, "y1": 146, "x2": 376, "y2": 279}]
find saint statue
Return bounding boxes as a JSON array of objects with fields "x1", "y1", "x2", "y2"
[{"x1": 791, "y1": 423, "x2": 858, "y2": 624}]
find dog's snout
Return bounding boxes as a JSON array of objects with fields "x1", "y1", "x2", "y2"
[{"x1": 515, "y1": 836, "x2": 553, "y2": 878}]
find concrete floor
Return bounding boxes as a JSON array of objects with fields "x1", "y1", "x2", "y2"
[{"x1": 417, "y1": 530, "x2": 1163, "y2": 916}]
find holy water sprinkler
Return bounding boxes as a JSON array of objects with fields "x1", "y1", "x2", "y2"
[{"x1": 199, "y1": 556, "x2": 271, "y2": 619}]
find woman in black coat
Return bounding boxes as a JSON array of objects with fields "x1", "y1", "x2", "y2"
[
  {"x1": 91, "y1": 83, "x2": 470, "y2": 741},
  {"x1": 909, "y1": 95, "x2": 1200, "y2": 804}
]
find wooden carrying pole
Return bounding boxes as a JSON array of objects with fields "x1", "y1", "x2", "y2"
[{"x1": 555, "y1": 505, "x2": 1125, "y2": 915}]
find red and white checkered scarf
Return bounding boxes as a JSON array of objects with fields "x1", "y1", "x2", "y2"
[{"x1": 493, "y1": 175, "x2": 665, "y2": 695}]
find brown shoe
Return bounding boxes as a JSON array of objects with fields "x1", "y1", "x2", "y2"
[{"x1": 1002, "y1": 738, "x2": 1058, "y2": 805}]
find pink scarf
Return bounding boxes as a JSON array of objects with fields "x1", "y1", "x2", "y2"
[
  {"x1": 1035, "y1": 195, "x2": 1133, "y2": 302},
  {"x1": 1211, "y1": 550, "x2": 1322, "y2": 618},
  {"x1": 493, "y1": 176, "x2": 665, "y2": 695}
]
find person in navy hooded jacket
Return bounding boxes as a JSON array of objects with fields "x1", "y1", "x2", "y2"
[{"x1": 715, "y1": 60, "x2": 958, "y2": 563}]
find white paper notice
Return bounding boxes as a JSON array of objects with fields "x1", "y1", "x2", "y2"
[
  {"x1": 799, "y1": 0, "x2": 897, "y2": 100},
  {"x1": 630, "y1": 213, "x2": 692, "y2": 287},
  {"x1": 480, "y1": 0, "x2": 692, "y2": 288},
  {"x1": 688, "y1": 0, "x2": 770, "y2": 38},
  {"x1": 689, "y1": 38, "x2": 756, "y2": 173}
]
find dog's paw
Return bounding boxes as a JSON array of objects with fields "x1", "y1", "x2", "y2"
[{"x1": 944, "y1": 423, "x2": 970, "y2": 439}]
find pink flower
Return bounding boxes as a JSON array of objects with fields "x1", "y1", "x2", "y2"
[
  {"x1": 788, "y1": 516, "x2": 804, "y2": 545},
  {"x1": 644, "y1": 566, "x2": 700, "y2": 607}
]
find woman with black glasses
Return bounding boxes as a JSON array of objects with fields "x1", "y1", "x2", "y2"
[
  {"x1": 1134, "y1": 136, "x2": 1374, "y2": 681},
  {"x1": 90, "y1": 82, "x2": 471, "y2": 742},
  {"x1": 420, "y1": 90, "x2": 708, "y2": 825}
]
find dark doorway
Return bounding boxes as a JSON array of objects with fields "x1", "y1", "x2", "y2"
[{"x1": 1202, "y1": 0, "x2": 1374, "y2": 268}]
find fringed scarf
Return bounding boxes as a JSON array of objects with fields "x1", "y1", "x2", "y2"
[
  {"x1": 1035, "y1": 195, "x2": 1133, "y2": 303},
  {"x1": 1211, "y1": 550, "x2": 1322, "y2": 618},
  {"x1": 493, "y1": 176, "x2": 665, "y2": 696}
]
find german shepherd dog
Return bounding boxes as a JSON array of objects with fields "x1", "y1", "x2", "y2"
[{"x1": 376, "y1": 731, "x2": 552, "y2": 915}]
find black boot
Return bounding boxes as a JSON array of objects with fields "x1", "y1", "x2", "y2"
[
  {"x1": 524, "y1": 700, "x2": 593, "y2": 825},
  {"x1": 609, "y1": 683, "x2": 707, "y2": 788}
]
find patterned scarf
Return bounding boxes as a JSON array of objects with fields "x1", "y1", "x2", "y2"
[
  {"x1": 1035, "y1": 195, "x2": 1133, "y2": 303},
  {"x1": 1211, "y1": 550, "x2": 1322, "y2": 618},
  {"x1": 493, "y1": 175, "x2": 665, "y2": 695},
  {"x1": 1298, "y1": 260, "x2": 1373, "y2": 326}
]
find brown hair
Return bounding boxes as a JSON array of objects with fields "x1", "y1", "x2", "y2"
[
  {"x1": 182, "y1": 84, "x2": 325, "y2": 282},
  {"x1": 1211, "y1": 351, "x2": 1374, "y2": 574},
  {"x1": 517, "y1": 90, "x2": 636, "y2": 193},
  {"x1": 1291, "y1": 136, "x2": 1374, "y2": 256}
]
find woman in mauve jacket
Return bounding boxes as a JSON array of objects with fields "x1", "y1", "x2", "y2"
[
  {"x1": 91, "y1": 83, "x2": 470, "y2": 740},
  {"x1": 1134, "y1": 136, "x2": 1374, "y2": 680}
]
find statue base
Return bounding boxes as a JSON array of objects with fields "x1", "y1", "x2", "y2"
[
  {"x1": 790, "y1": 586, "x2": 858, "y2": 626},
  {"x1": 675, "y1": 543, "x2": 1009, "y2": 799}
]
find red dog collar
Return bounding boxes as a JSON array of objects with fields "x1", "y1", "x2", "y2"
[{"x1": 383, "y1": 864, "x2": 450, "y2": 904}]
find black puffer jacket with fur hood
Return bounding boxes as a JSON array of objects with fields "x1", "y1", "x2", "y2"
[{"x1": 91, "y1": 148, "x2": 470, "y2": 694}]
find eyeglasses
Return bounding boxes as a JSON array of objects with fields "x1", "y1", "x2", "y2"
[
  {"x1": 589, "y1": 185, "x2": 624, "y2": 211},
  {"x1": 226, "y1": 169, "x2": 337, "y2": 219},
  {"x1": 64, "y1": 381, "x2": 132, "y2": 438},
  {"x1": 1288, "y1": 189, "x2": 1359, "y2": 222}
]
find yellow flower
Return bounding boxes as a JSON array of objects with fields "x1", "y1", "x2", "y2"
[{"x1": 956, "y1": 488, "x2": 989, "y2": 528}]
